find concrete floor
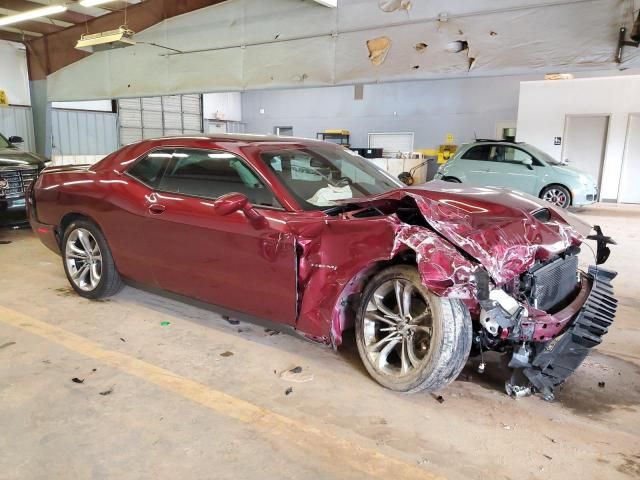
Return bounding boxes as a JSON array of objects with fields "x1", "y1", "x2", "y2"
[{"x1": 0, "y1": 203, "x2": 639, "y2": 480}]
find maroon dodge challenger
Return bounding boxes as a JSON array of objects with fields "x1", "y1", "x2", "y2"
[{"x1": 28, "y1": 134, "x2": 617, "y2": 400}]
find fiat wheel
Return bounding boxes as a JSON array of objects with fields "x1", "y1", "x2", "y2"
[
  {"x1": 540, "y1": 185, "x2": 571, "y2": 208},
  {"x1": 355, "y1": 265, "x2": 472, "y2": 393},
  {"x1": 62, "y1": 219, "x2": 123, "y2": 299}
]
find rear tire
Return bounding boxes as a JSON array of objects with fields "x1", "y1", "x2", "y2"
[
  {"x1": 355, "y1": 265, "x2": 472, "y2": 393},
  {"x1": 442, "y1": 176, "x2": 461, "y2": 183},
  {"x1": 61, "y1": 219, "x2": 123, "y2": 299}
]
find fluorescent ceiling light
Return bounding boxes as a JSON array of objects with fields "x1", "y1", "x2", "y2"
[
  {"x1": 0, "y1": 4, "x2": 67, "y2": 26},
  {"x1": 312, "y1": 0, "x2": 337, "y2": 6},
  {"x1": 79, "y1": 0, "x2": 118, "y2": 7},
  {"x1": 75, "y1": 27, "x2": 136, "y2": 53}
]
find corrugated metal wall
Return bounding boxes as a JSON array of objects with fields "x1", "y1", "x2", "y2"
[
  {"x1": 117, "y1": 94, "x2": 203, "y2": 146},
  {"x1": 0, "y1": 105, "x2": 36, "y2": 152},
  {"x1": 51, "y1": 108, "x2": 118, "y2": 165}
]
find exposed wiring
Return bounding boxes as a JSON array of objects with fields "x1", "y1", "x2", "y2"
[{"x1": 137, "y1": 41, "x2": 183, "y2": 53}]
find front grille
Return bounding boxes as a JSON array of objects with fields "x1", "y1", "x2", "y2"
[
  {"x1": 0, "y1": 167, "x2": 39, "y2": 199},
  {"x1": 526, "y1": 255, "x2": 579, "y2": 312}
]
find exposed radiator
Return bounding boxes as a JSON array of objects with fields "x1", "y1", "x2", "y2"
[{"x1": 528, "y1": 255, "x2": 579, "y2": 312}]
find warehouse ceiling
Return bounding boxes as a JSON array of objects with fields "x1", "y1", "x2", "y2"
[
  {"x1": 0, "y1": 0, "x2": 142, "y2": 42},
  {"x1": 8, "y1": 0, "x2": 639, "y2": 100}
]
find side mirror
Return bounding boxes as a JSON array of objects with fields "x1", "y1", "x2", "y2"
[
  {"x1": 8, "y1": 136, "x2": 23, "y2": 144},
  {"x1": 521, "y1": 157, "x2": 534, "y2": 169},
  {"x1": 214, "y1": 192, "x2": 249, "y2": 216},
  {"x1": 213, "y1": 192, "x2": 266, "y2": 227}
]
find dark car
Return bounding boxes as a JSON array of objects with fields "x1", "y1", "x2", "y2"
[
  {"x1": 28, "y1": 134, "x2": 617, "y2": 400},
  {"x1": 1, "y1": 132, "x2": 49, "y2": 226}
]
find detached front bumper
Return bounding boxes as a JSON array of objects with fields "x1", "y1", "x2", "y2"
[{"x1": 524, "y1": 266, "x2": 617, "y2": 398}]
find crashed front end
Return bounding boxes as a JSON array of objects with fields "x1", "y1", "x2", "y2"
[{"x1": 338, "y1": 184, "x2": 618, "y2": 400}]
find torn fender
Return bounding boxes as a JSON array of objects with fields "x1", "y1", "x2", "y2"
[{"x1": 293, "y1": 215, "x2": 476, "y2": 346}]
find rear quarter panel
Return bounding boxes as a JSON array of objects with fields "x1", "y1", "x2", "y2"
[{"x1": 33, "y1": 168, "x2": 156, "y2": 284}]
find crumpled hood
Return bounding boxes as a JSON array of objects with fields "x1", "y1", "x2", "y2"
[
  {"x1": 0, "y1": 147, "x2": 47, "y2": 168},
  {"x1": 353, "y1": 181, "x2": 590, "y2": 284}
]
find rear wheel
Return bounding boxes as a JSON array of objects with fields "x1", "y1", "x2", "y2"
[
  {"x1": 62, "y1": 220, "x2": 123, "y2": 299},
  {"x1": 540, "y1": 185, "x2": 571, "y2": 208},
  {"x1": 355, "y1": 265, "x2": 472, "y2": 393},
  {"x1": 442, "y1": 176, "x2": 461, "y2": 183}
]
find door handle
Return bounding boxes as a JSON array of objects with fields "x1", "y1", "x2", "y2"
[{"x1": 148, "y1": 204, "x2": 166, "y2": 215}]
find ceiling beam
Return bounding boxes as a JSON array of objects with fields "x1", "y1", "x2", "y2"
[
  {"x1": 26, "y1": 0, "x2": 228, "y2": 80},
  {"x1": 27, "y1": 0, "x2": 112, "y2": 18},
  {"x1": 0, "y1": 7, "x2": 72, "y2": 27},
  {"x1": 0, "y1": 0, "x2": 97, "y2": 24},
  {"x1": 0, "y1": 17, "x2": 64, "y2": 34},
  {"x1": 0, "y1": 29, "x2": 27, "y2": 42},
  {"x1": 1, "y1": 25, "x2": 42, "y2": 36}
]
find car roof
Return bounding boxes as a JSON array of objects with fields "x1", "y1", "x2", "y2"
[
  {"x1": 143, "y1": 133, "x2": 326, "y2": 144},
  {"x1": 471, "y1": 139, "x2": 525, "y2": 145}
]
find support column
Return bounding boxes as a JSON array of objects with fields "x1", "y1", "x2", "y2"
[{"x1": 28, "y1": 79, "x2": 52, "y2": 158}]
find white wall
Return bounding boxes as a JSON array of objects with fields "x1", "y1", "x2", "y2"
[
  {"x1": 203, "y1": 92, "x2": 241, "y2": 121},
  {"x1": 242, "y1": 74, "x2": 537, "y2": 148},
  {"x1": 0, "y1": 41, "x2": 30, "y2": 105},
  {"x1": 517, "y1": 75, "x2": 640, "y2": 201},
  {"x1": 52, "y1": 100, "x2": 113, "y2": 111}
]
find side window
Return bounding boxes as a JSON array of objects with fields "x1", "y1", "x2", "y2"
[
  {"x1": 127, "y1": 150, "x2": 172, "y2": 188},
  {"x1": 500, "y1": 146, "x2": 541, "y2": 165},
  {"x1": 158, "y1": 149, "x2": 281, "y2": 208},
  {"x1": 461, "y1": 145, "x2": 491, "y2": 161}
]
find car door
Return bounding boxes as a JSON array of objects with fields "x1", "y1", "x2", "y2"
[
  {"x1": 106, "y1": 148, "x2": 174, "y2": 285},
  {"x1": 139, "y1": 148, "x2": 298, "y2": 326},
  {"x1": 483, "y1": 145, "x2": 540, "y2": 195},
  {"x1": 456, "y1": 145, "x2": 493, "y2": 184}
]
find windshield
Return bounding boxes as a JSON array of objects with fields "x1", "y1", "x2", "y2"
[
  {"x1": 0, "y1": 133, "x2": 10, "y2": 149},
  {"x1": 260, "y1": 145, "x2": 402, "y2": 210},
  {"x1": 525, "y1": 144, "x2": 563, "y2": 165}
]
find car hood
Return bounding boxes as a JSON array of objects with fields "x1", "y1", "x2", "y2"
[
  {"x1": 0, "y1": 147, "x2": 47, "y2": 168},
  {"x1": 348, "y1": 181, "x2": 590, "y2": 283}
]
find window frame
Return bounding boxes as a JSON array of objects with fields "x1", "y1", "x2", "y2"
[
  {"x1": 495, "y1": 145, "x2": 543, "y2": 167},
  {"x1": 461, "y1": 144, "x2": 543, "y2": 167},
  {"x1": 124, "y1": 146, "x2": 286, "y2": 211},
  {"x1": 460, "y1": 145, "x2": 492, "y2": 161}
]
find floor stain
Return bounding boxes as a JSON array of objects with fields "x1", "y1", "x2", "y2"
[
  {"x1": 617, "y1": 453, "x2": 640, "y2": 477},
  {"x1": 54, "y1": 287, "x2": 76, "y2": 297}
]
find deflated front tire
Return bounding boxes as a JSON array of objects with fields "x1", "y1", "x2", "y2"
[{"x1": 355, "y1": 265, "x2": 472, "y2": 393}]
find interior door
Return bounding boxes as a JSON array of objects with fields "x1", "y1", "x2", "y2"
[
  {"x1": 619, "y1": 114, "x2": 640, "y2": 204},
  {"x1": 142, "y1": 148, "x2": 298, "y2": 325},
  {"x1": 562, "y1": 115, "x2": 609, "y2": 187}
]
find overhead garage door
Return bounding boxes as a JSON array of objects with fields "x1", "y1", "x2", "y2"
[{"x1": 117, "y1": 94, "x2": 203, "y2": 146}]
